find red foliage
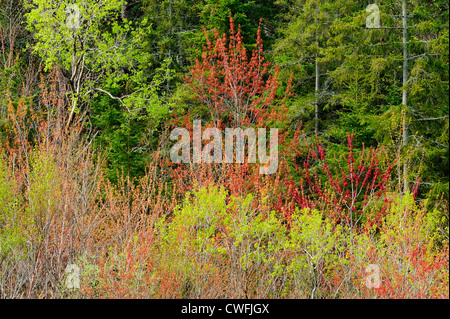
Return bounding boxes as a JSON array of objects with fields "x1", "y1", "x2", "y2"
[
  {"x1": 185, "y1": 13, "x2": 292, "y2": 127},
  {"x1": 282, "y1": 131, "x2": 393, "y2": 229}
]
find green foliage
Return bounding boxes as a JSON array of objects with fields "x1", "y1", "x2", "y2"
[
  {"x1": 277, "y1": 207, "x2": 353, "y2": 298},
  {"x1": 273, "y1": 0, "x2": 448, "y2": 199},
  {"x1": 0, "y1": 155, "x2": 25, "y2": 259},
  {"x1": 26, "y1": 150, "x2": 62, "y2": 245},
  {"x1": 142, "y1": 0, "x2": 277, "y2": 67},
  {"x1": 0, "y1": 0, "x2": 448, "y2": 299},
  {"x1": 380, "y1": 192, "x2": 449, "y2": 254},
  {"x1": 24, "y1": 0, "x2": 174, "y2": 125},
  {"x1": 24, "y1": 0, "x2": 177, "y2": 182},
  {"x1": 286, "y1": 208, "x2": 338, "y2": 271},
  {"x1": 157, "y1": 185, "x2": 287, "y2": 296},
  {"x1": 158, "y1": 185, "x2": 229, "y2": 258},
  {"x1": 24, "y1": 0, "x2": 123, "y2": 72}
]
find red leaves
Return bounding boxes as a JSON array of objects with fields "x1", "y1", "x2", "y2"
[
  {"x1": 185, "y1": 13, "x2": 290, "y2": 127},
  {"x1": 287, "y1": 132, "x2": 393, "y2": 228}
]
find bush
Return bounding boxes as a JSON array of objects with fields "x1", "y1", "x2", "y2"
[{"x1": 156, "y1": 184, "x2": 287, "y2": 298}]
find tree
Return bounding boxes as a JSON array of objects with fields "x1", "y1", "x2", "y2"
[
  {"x1": 197, "y1": 0, "x2": 277, "y2": 49},
  {"x1": 273, "y1": 0, "x2": 359, "y2": 133},
  {"x1": 0, "y1": 0, "x2": 36, "y2": 118},
  {"x1": 24, "y1": 0, "x2": 173, "y2": 131},
  {"x1": 274, "y1": 0, "x2": 448, "y2": 200},
  {"x1": 141, "y1": 0, "x2": 279, "y2": 89},
  {"x1": 320, "y1": 0, "x2": 449, "y2": 198},
  {"x1": 24, "y1": 0, "x2": 175, "y2": 181},
  {"x1": 185, "y1": 13, "x2": 292, "y2": 128}
]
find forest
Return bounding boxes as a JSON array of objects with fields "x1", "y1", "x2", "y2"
[{"x1": 0, "y1": 0, "x2": 448, "y2": 299}]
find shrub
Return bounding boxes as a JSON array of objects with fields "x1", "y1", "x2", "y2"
[{"x1": 156, "y1": 184, "x2": 287, "y2": 298}]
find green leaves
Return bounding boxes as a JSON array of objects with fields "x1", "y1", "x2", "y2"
[
  {"x1": 25, "y1": 0, "x2": 174, "y2": 123},
  {"x1": 24, "y1": 0, "x2": 124, "y2": 71},
  {"x1": 0, "y1": 155, "x2": 23, "y2": 258},
  {"x1": 24, "y1": 0, "x2": 177, "y2": 182}
]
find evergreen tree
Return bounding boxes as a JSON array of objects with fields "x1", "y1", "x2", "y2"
[{"x1": 274, "y1": 0, "x2": 449, "y2": 200}]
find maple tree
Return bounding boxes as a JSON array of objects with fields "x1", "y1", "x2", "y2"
[
  {"x1": 277, "y1": 130, "x2": 394, "y2": 230},
  {"x1": 185, "y1": 13, "x2": 292, "y2": 128}
]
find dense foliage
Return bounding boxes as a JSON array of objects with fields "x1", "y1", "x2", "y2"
[{"x1": 0, "y1": 0, "x2": 448, "y2": 298}]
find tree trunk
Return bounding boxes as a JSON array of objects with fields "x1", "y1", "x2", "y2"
[
  {"x1": 315, "y1": 7, "x2": 320, "y2": 133},
  {"x1": 402, "y1": 0, "x2": 409, "y2": 194}
]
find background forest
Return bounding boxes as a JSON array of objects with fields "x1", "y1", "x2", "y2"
[{"x1": 0, "y1": 0, "x2": 448, "y2": 298}]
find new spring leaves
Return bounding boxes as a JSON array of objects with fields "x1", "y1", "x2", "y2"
[
  {"x1": 57, "y1": 3, "x2": 380, "y2": 177},
  {"x1": 62, "y1": 1, "x2": 381, "y2": 284}
]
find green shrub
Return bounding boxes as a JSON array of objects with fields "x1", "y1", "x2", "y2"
[{"x1": 0, "y1": 155, "x2": 26, "y2": 260}]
